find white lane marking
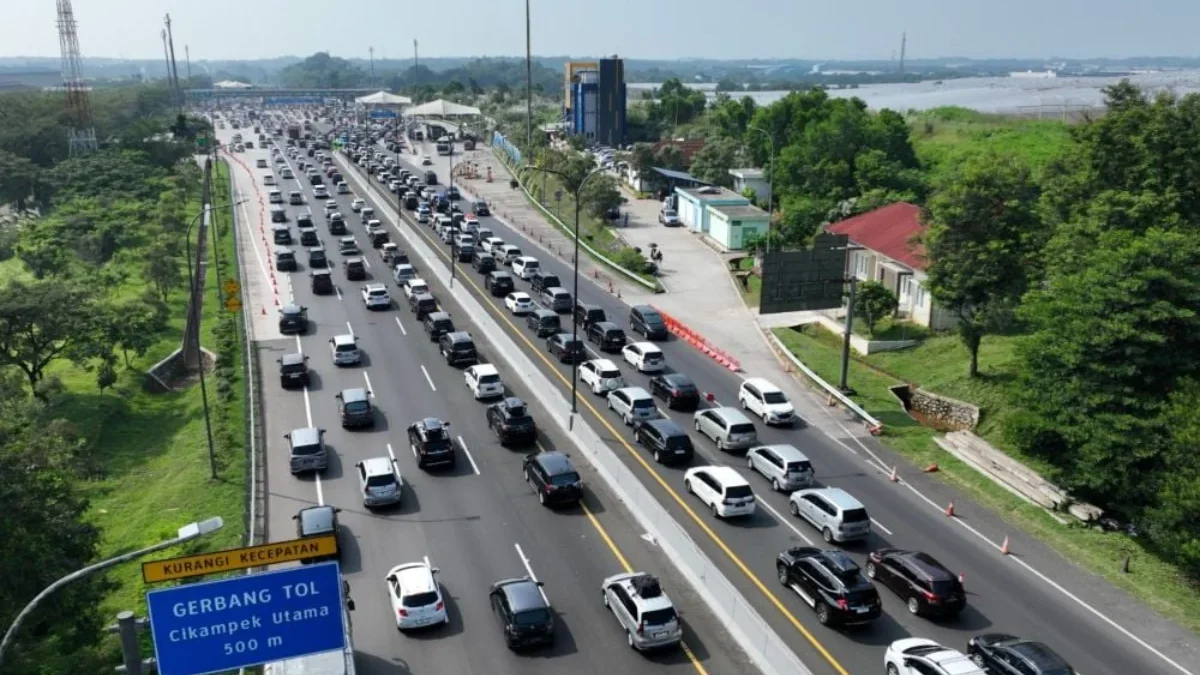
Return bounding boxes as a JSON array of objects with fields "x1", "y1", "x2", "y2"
[
  {"x1": 394, "y1": 316, "x2": 407, "y2": 336},
  {"x1": 387, "y1": 442, "x2": 397, "y2": 462},
  {"x1": 236, "y1": 195, "x2": 274, "y2": 295},
  {"x1": 754, "y1": 493, "x2": 814, "y2": 545},
  {"x1": 302, "y1": 383, "x2": 314, "y2": 428},
  {"x1": 287, "y1": 273, "x2": 295, "y2": 303},
  {"x1": 294, "y1": 335, "x2": 303, "y2": 354},
  {"x1": 870, "y1": 518, "x2": 894, "y2": 536},
  {"x1": 314, "y1": 474, "x2": 324, "y2": 506},
  {"x1": 514, "y1": 543, "x2": 549, "y2": 604},
  {"x1": 362, "y1": 256, "x2": 371, "y2": 268},
  {"x1": 334, "y1": 285, "x2": 343, "y2": 301},
  {"x1": 363, "y1": 371, "x2": 375, "y2": 397},
  {"x1": 457, "y1": 436, "x2": 481, "y2": 475},
  {"x1": 421, "y1": 365, "x2": 437, "y2": 392},
  {"x1": 424, "y1": 555, "x2": 431, "y2": 569},
  {"x1": 346, "y1": 320, "x2": 354, "y2": 337}
]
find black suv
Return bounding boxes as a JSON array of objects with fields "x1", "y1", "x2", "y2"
[
  {"x1": 490, "y1": 577, "x2": 554, "y2": 650},
  {"x1": 546, "y1": 332, "x2": 585, "y2": 364},
  {"x1": 529, "y1": 272, "x2": 562, "y2": 295},
  {"x1": 344, "y1": 258, "x2": 367, "y2": 281},
  {"x1": 277, "y1": 352, "x2": 310, "y2": 388},
  {"x1": 335, "y1": 387, "x2": 375, "y2": 429},
  {"x1": 629, "y1": 305, "x2": 669, "y2": 340},
  {"x1": 632, "y1": 418, "x2": 694, "y2": 464},
  {"x1": 278, "y1": 304, "x2": 308, "y2": 334},
  {"x1": 299, "y1": 227, "x2": 319, "y2": 247},
  {"x1": 472, "y1": 251, "x2": 497, "y2": 273},
  {"x1": 485, "y1": 271, "x2": 514, "y2": 296},
  {"x1": 308, "y1": 247, "x2": 328, "y2": 268},
  {"x1": 473, "y1": 199, "x2": 490, "y2": 216},
  {"x1": 776, "y1": 547, "x2": 881, "y2": 627},
  {"x1": 328, "y1": 214, "x2": 347, "y2": 235},
  {"x1": 274, "y1": 247, "x2": 297, "y2": 272},
  {"x1": 407, "y1": 417, "x2": 456, "y2": 469},
  {"x1": 526, "y1": 309, "x2": 560, "y2": 337},
  {"x1": 486, "y1": 397, "x2": 537, "y2": 446},
  {"x1": 586, "y1": 321, "x2": 626, "y2": 352},
  {"x1": 423, "y1": 311, "x2": 455, "y2": 341},
  {"x1": 439, "y1": 331, "x2": 478, "y2": 366},
  {"x1": 293, "y1": 505, "x2": 341, "y2": 563},
  {"x1": 649, "y1": 373, "x2": 701, "y2": 411},
  {"x1": 573, "y1": 303, "x2": 607, "y2": 330},
  {"x1": 522, "y1": 452, "x2": 583, "y2": 507},
  {"x1": 865, "y1": 549, "x2": 965, "y2": 617},
  {"x1": 311, "y1": 269, "x2": 334, "y2": 294},
  {"x1": 967, "y1": 634, "x2": 1076, "y2": 675}
]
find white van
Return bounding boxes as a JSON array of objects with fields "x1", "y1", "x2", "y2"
[
  {"x1": 268, "y1": 189, "x2": 283, "y2": 204},
  {"x1": 263, "y1": 174, "x2": 276, "y2": 186},
  {"x1": 684, "y1": 466, "x2": 756, "y2": 518},
  {"x1": 511, "y1": 256, "x2": 540, "y2": 280}
]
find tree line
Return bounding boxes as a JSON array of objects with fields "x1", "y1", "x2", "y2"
[{"x1": 0, "y1": 86, "x2": 203, "y2": 673}]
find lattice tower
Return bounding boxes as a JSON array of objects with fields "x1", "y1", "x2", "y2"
[{"x1": 56, "y1": 0, "x2": 97, "y2": 154}]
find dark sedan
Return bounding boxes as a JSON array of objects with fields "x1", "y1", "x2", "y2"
[{"x1": 649, "y1": 372, "x2": 701, "y2": 411}]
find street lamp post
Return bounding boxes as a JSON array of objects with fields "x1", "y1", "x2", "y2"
[
  {"x1": 520, "y1": 164, "x2": 606, "y2": 429},
  {"x1": 185, "y1": 199, "x2": 245, "y2": 480},
  {"x1": 0, "y1": 517, "x2": 224, "y2": 669},
  {"x1": 746, "y1": 124, "x2": 776, "y2": 253}
]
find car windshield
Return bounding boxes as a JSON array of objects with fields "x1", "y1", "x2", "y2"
[
  {"x1": 663, "y1": 210, "x2": 677, "y2": 218},
  {"x1": 600, "y1": 369, "x2": 621, "y2": 379},
  {"x1": 632, "y1": 398, "x2": 655, "y2": 410},
  {"x1": 643, "y1": 352, "x2": 663, "y2": 362},
  {"x1": 366, "y1": 473, "x2": 395, "y2": 488},
  {"x1": 335, "y1": 343, "x2": 356, "y2": 353},
  {"x1": 665, "y1": 435, "x2": 692, "y2": 450},
  {"x1": 641, "y1": 607, "x2": 678, "y2": 626},
  {"x1": 293, "y1": 443, "x2": 322, "y2": 456},
  {"x1": 763, "y1": 392, "x2": 788, "y2": 404},
  {"x1": 787, "y1": 461, "x2": 813, "y2": 473},
  {"x1": 929, "y1": 579, "x2": 959, "y2": 595},
  {"x1": 729, "y1": 423, "x2": 755, "y2": 434},
  {"x1": 549, "y1": 471, "x2": 581, "y2": 486},
  {"x1": 368, "y1": 289, "x2": 387, "y2": 297},
  {"x1": 344, "y1": 401, "x2": 370, "y2": 413},
  {"x1": 513, "y1": 608, "x2": 551, "y2": 626},
  {"x1": 401, "y1": 591, "x2": 439, "y2": 608}
]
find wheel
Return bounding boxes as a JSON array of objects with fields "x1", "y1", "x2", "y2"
[
  {"x1": 684, "y1": 479, "x2": 693, "y2": 494},
  {"x1": 772, "y1": 478, "x2": 782, "y2": 492},
  {"x1": 746, "y1": 456, "x2": 755, "y2": 470},
  {"x1": 627, "y1": 631, "x2": 635, "y2": 650},
  {"x1": 815, "y1": 602, "x2": 831, "y2": 625},
  {"x1": 623, "y1": 413, "x2": 631, "y2": 426},
  {"x1": 653, "y1": 450, "x2": 662, "y2": 463},
  {"x1": 711, "y1": 502, "x2": 719, "y2": 518},
  {"x1": 887, "y1": 665, "x2": 900, "y2": 675},
  {"x1": 740, "y1": 397, "x2": 747, "y2": 410},
  {"x1": 789, "y1": 500, "x2": 800, "y2": 516},
  {"x1": 865, "y1": 562, "x2": 877, "y2": 579},
  {"x1": 607, "y1": 398, "x2": 613, "y2": 410},
  {"x1": 907, "y1": 597, "x2": 921, "y2": 615},
  {"x1": 693, "y1": 420, "x2": 701, "y2": 432},
  {"x1": 523, "y1": 468, "x2": 531, "y2": 483},
  {"x1": 762, "y1": 411, "x2": 770, "y2": 423},
  {"x1": 603, "y1": 590, "x2": 609, "y2": 608},
  {"x1": 777, "y1": 565, "x2": 789, "y2": 586},
  {"x1": 970, "y1": 653, "x2": 987, "y2": 668},
  {"x1": 822, "y1": 527, "x2": 834, "y2": 543},
  {"x1": 538, "y1": 491, "x2": 546, "y2": 505}
]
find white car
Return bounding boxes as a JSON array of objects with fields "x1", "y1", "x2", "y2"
[
  {"x1": 416, "y1": 209, "x2": 431, "y2": 224},
  {"x1": 504, "y1": 292, "x2": 534, "y2": 315},
  {"x1": 350, "y1": 198, "x2": 365, "y2": 212},
  {"x1": 479, "y1": 237, "x2": 505, "y2": 254},
  {"x1": 385, "y1": 561, "x2": 448, "y2": 631},
  {"x1": 422, "y1": 154, "x2": 433, "y2": 165},
  {"x1": 464, "y1": 364, "x2": 504, "y2": 399},
  {"x1": 622, "y1": 342, "x2": 666, "y2": 373},
  {"x1": 281, "y1": 167, "x2": 294, "y2": 179},
  {"x1": 511, "y1": 256, "x2": 540, "y2": 279},
  {"x1": 738, "y1": 377, "x2": 796, "y2": 426},
  {"x1": 579, "y1": 359, "x2": 625, "y2": 395},
  {"x1": 336, "y1": 181, "x2": 351, "y2": 194},
  {"x1": 313, "y1": 185, "x2": 329, "y2": 198},
  {"x1": 683, "y1": 466, "x2": 756, "y2": 518},
  {"x1": 324, "y1": 199, "x2": 338, "y2": 212},
  {"x1": 462, "y1": 214, "x2": 480, "y2": 232},
  {"x1": 393, "y1": 263, "x2": 417, "y2": 285},
  {"x1": 361, "y1": 283, "x2": 392, "y2": 310},
  {"x1": 884, "y1": 638, "x2": 985, "y2": 675},
  {"x1": 403, "y1": 278, "x2": 429, "y2": 299}
]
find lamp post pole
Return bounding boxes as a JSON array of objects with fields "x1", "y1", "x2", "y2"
[
  {"x1": 521, "y1": 164, "x2": 606, "y2": 429},
  {"x1": 747, "y1": 124, "x2": 775, "y2": 252},
  {"x1": 0, "y1": 517, "x2": 224, "y2": 669}
]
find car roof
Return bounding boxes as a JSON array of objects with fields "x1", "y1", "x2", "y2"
[
  {"x1": 1003, "y1": 639, "x2": 1071, "y2": 670},
  {"x1": 298, "y1": 505, "x2": 336, "y2": 533},
  {"x1": 690, "y1": 465, "x2": 749, "y2": 487},
  {"x1": 509, "y1": 291, "x2": 531, "y2": 298},
  {"x1": 500, "y1": 396, "x2": 526, "y2": 411},
  {"x1": 471, "y1": 363, "x2": 500, "y2": 376},
  {"x1": 390, "y1": 562, "x2": 437, "y2": 596},
  {"x1": 532, "y1": 308, "x2": 557, "y2": 318},
  {"x1": 588, "y1": 358, "x2": 619, "y2": 370},
  {"x1": 427, "y1": 311, "x2": 451, "y2": 321},
  {"x1": 660, "y1": 372, "x2": 693, "y2": 386},
  {"x1": 340, "y1": 387, "x2": 369, "y2": 402},
  {"x1": 532, "y1": 452, "x2": 576, "y2": 475},
  {"x1": 497, "y1": 578, "x2": 547, "y2": 612},
  {"x1": 802, "y1": 486, "x2": 864, "y2": 511},
  {"x1": 444, "y1": 331, "x2": 472, "y2": 342},
  {"x1": 753, "y1": 443, "x2": 810, "y2": 461},
  {"x1": 742, "y1": 377, "x2": 783, "y2": 393},
  {"x1": 332, "y1": 333, "x2": 356, "y2": 345},
  {"x1": 643, "y1": 417, "x2": 687, "y2": 436},
  {"x1": 611, "y1": 573, "x2": 675, "y2": 611},
  {"x1": 413, "y1": 292, "x2": 436, "y2": 301},
  {"x1": 900, "y1": 551, "x2": 955, "y2": 580},
  {"x1": 280, "y1": 352, "x2": 306, "y2": 366},
  {"x1": 546, "y1": 287, "x2": 571, "y2": 296},
  {"x1": 365, "y1": 282, "x2": 387, "y2": 291},
  {"x1": 615, "y1": 386, "x2": 652, "y2": 400},
  {"x1": 705, "y1": 406, "x2": 753, "y2": 424},
  {"x1": 628, "y1": 341, "x2": 662, "y2": 352},
  {"x1": 419, "y1": 417, "x2": 444, "y2": 431},
  {"x1": 281, "y1": 303, "x2": 304, "y2": 314},
  {"x1": 360, "y1": 456, "x2": 394, "y2": 477}
]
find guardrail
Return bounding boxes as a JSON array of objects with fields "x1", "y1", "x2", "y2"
[
  {"x1": 488, "y1": 142, "x2": 664, "y2": 293},
  {"x1": 764, "y1": 329, "x2": 884, "y2": 435},
  {"x1": 652, "y1": 305, "x2": 742, "y2": 372}
]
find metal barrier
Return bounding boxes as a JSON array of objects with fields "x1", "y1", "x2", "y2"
[{"x1": 764, "y1": 329, "x2": 884, "y2": 435}]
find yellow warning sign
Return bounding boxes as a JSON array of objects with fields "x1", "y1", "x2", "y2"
[
  {"x1": 223, "y1": 278, "x2": 241, "y2": 297},
  {"x1": 141, "y1": 535, "x2": 338, "y2": 583},
  {"x1": 224, "y1": 296, "x2": 242, "y2": 313}
]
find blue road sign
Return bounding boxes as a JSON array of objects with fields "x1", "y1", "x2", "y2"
[
  {"x1": 368, "y1": 110, "x2": 398, "y2": 119},
  {"x1": 146, "y1": 562, "x2": 346, "y2": 675},
  {"x1": 266, "y1": 96, "x2": 321, "y2": 105}
]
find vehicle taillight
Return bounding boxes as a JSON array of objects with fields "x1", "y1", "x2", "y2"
[
  {"x1": 921, "y1": 588, "x2": 940, "y2": 603},
  {"x1": 544, "y1": 484, "x2": 553, "y2": 494},
  {"x1": 836, "y1": 598, "x2": 849, "y2": 610},
  {"x1": 397, "y1": 609, "x2": 408, "y2": 618},
  {"x1": 435, "y1": 602, "x2": 444, "y2": 611}
]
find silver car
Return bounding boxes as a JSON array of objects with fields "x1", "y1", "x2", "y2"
[
  {"x1": 693, "y1": 407, "x2": 757, "y2": 452},
  {"x1": 788, "y1": 487, "x2": 872, "y2": 543},
  {"x1": 356, "y1": 456, "x2": 402, "y2": 508},
  {"x1": 601, "y1": 573, "x2": 682, "y2": 651},
  {"x1": 607, "y1": 386, "x2": 659, "y2": 426},
  {"x1": 746, "y1": 444, "x2": 815, "y2": 491}
]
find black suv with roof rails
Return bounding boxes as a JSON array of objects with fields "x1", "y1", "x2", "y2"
[
  {"x1": 407, "y1": 417, "x2": 456, "y2": 469},
  {"x1": 522, "y1": 452, "x2": 583, "y2": 507},
  {"x1": 486, "y1": 397, "x2": 537, "y2": 446},
  {"x1": 632, "y1": 418, "x2": 694, "y2": 465},
  {"x1": 865, "y1": 548, "x2": 965, "y2": 617},
  {"x1": 529, "y1": 272, "x2": 562, "y2": 295},
  {"x1": 490, "y1": 577, "x2": 554, "y2": 650},
  {"x1": 776, "y1": 547, "x2": 881, "y2": 627}
]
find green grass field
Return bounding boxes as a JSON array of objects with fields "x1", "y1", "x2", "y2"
[{"x1": 909, "y1": 107, "x2": 1074, "y2": 183}]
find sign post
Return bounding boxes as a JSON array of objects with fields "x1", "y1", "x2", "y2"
[{"x1": 145, "y1": 562, "x2": 346, "y2": 675}]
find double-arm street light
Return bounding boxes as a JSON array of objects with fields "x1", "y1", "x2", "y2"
[
  {"x1": 746, "y1": 124, "x2": 776, "y2": 252},
  {"x1": 0, "y1": 516, "x2": 225, "y2": 669},
  {"x1": 519, "y1": 164, "x2": 607, "y2": 429},
  {"x1": 185, "y1": 198, "x2": 247, "y2": 480}
]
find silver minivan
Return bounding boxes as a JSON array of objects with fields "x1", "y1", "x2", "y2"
[
  {"x1": 601, "y1": 573, "x2": 683, "y2": 651},
  {"x1": 607, "y1": 386, "x2": 659, "y2": 426},
  {"x1": 286, "y1": 426, "x2": 328, "y2": 474},
  {"x1": 693, "y1": 407, "x2": 757, "y2": 452},
  {"x1": 746, "y1": 444, "x2": 814, "y2": 491},
  {"x1": 788, "y1": 487, "x2": 872, "y2": 543}
]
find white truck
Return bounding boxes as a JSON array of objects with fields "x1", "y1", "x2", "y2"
[{"x1": 263, "y1": 579, "x2": 356, "y2": 675}]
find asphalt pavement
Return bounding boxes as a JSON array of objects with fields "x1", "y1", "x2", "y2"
[
  {"x1": 328, "y1": 123, "x2": 1199, "y2": 675},
  {"x1": 219, "y1": 123, "x2": 753, "y2": 675}
]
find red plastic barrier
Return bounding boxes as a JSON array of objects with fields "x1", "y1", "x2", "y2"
[{"x1": 650, "y1": 306, "x2": 742, "y2": 372}]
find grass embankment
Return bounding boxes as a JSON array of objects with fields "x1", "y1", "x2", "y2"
[
  {"x1": 31, "y1": 158, "x2": 248, "y2": 626},
  {"x1": 772, "y1": 324, "x2": 1200, "y2": 633},
  {"x1": 908, "y1": 106, "x2": 1073, "y2": 183}
]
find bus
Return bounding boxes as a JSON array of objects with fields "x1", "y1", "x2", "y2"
[{"x1": 435, "y1": 136, "x2": 452, "y2": 156}]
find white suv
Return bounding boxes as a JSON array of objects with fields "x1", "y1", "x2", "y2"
[
  {"x1": 361, "y1": 283, "x2": 392, "y2": 310},
  {"x1": 579, "y1": 359, "x2": 625, "y2": 395},
  {"x1": 738, "y1": 377, "x2": 796, "y2": 426},
  {"x1": 884, "y1": 638, "x2": 985, "y2": 675},
  {"x1": 385, "y1": 561, "x2": 448, "y2": 630},
  {"x1": 329, "y1": 334, "x2": 361, "y2": 366},
  {"x1": 683, "y1": 466, "x2": 756, "y2": 518},
  {"x1": 601, "y1": 573, "x2": 683, "y2": 651},
  {"x1": 464, "y1": 364, "x2": 504, "y2": 399}
]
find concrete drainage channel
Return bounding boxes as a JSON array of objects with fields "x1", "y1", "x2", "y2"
[{"x1": 338, "y1": 155, "x2": 812, "y2": 675}]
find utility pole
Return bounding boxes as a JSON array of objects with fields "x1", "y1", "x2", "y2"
[
  {"x1": 369, "y1": 46, "x2": 375, "y2": 83},
  {"x1": 184, "y1": 44, "x2": 191, "y2": 81},
  {"x1": 839, "y1": 277, "x2": 857, "y2": 394},
  {"x1": 164, "y1": 13, "x2": 181, "y2": 109},
  {"x1": 413, "y1": 40, "x2": 419, "y2": 90},
  {"x1": 899, "y1": 32, "x2": 907, "y2": 76},
  {"x1": 525, "y1": 0, "x2": 533, "y2": 149},
  {"x1": 160, "y1": 29, "x2": 172, "y2": 85}
]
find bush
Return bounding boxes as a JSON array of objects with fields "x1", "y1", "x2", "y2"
[{"x1": 612, "y1": 247, "x2": 649, "y2": 274}]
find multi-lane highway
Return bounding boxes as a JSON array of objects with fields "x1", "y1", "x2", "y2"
[
  {"x1": 218, "y1": 121, "x2": 754, "y2": 675},
  {"x1": 316, "y1": 118, "x2": 1196, "y2": 675}
]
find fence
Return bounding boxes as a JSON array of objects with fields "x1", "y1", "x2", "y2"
[{"x1": 764, "y1": 329, "x2": 884, "y2": 435}]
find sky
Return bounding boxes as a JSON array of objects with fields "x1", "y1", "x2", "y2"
[{"x1": 5, "y1": 0, "x2": 1200, "y2": 61}]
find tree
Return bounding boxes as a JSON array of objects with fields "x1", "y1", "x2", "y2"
[
  {"x1": 0, "y1": 150, "x2": 38, "y2": 212},
  {"x1": 580, "y1": 175, "x2": 622, "y2": 219},
  {"x1": 923, "y1": 153, "x2": 1042, "y2": 377},
  {"x1": 688, "y1": 137, "x2": 740, "y2": 187},
  {"x1": 853, "y1": 281, "x2": 898, "y2": 337},
  {"x1": 0, "y1": 279, "x2": 99, "y2": 396},
  {"x1": 143, "y1": 237, "x2": 181, "y2": 303},
  {"x1": 629, "y1": 143, "x2": 657, "y2": 181},
  {"x1": 654, "y1": 145, "x2": 685, "y2": 171}
]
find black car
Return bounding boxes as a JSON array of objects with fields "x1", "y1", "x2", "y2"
[
  {"x1": 473, "y1": 199, "x2": 490, "y2": 216},
  {"x1": 586, "y1": 321, "x2": 627, "y2": 352},
  {"x1": 274, "y1": 247, "x2": 297, "y2": 272},
  {"x1": 424, "y1": 170, "x2": 438, "y2": 185},
  {"x1": 344, "y1": 258, "x2": 367, "y2": 281},
  {"x1": 486, "y1": 397, "x2": 537, "y2": 446},
  {"x1": 485, "y1": 271, "x2": 515, "y2": 296},
  {"x1": 299, "y1": 227, "x2": 319, "y2": 247},
  {"x1": 336, "y1": 387, "x2": 375, "y2": 429},
  {"x1": 472, "y1": 251, "x2": 497, "y2": 273},
  {"x1": 776, "y1": 547, "x2": 881, "y2": 627},
  {"x1": 529, "y1": 272, "x2": 562, "y2": 295},
  {"x1": 278, "y1": 304, "x2": 308, "y2": 334},
  {"x1": 490, "y1": 577, "x2": 554, "y2": 650},
  {"x1": 409, "y1": 292, "x2": 438, "y2": 319},
  {"x1": 632, "y1": 418, "x2": 694, "y2": 464},
  {"x1": 439, "y1": 331, "x2": 478, "y2": 366},
  {"x1": 277, "y1": 352, "x2": 310, "y2": 388},
  {"x1": 526, "y1": 309, "x2": 561, "y2": 337},
  {"x1": 546, "y1": 332, "x2": 585, "y2": 364},
  {"x1": 293, "y1": 505, "x2": 341, "y2": 563},
  {"x1": 629, "y1": 305, "x2": 669, "y2": 340},
  {"x1": 311, "y1": 269, "x2": 334, "y2": 294},
  {"x1": 522, "y1": 452, "x2": 583, "y2": 507},
  {"x1": 573, "y1": 303, "x2": 607, "y2": 330},
  {"x1": 967, "y1": 634, "x2": 1076, "y2": 675},
  {"x1": 328, "y1": 215, "x2": 347, "y2": 235},
  {"x1": 308, "y1": 247, "x2": 328, "y2": 268},
  {"x1": 446, "y1": 185, "x2": 461, "y2": 201},
  {"x1": 297, "y1": 212, "x2": 314, "y2": 228},
  {"x1": 423, "y1": 311, "x2": 455, "y2": 341},
  {"x1": 649, "y1": 373, "x2": 701, "y2": 411},
  {"x1": 407, "y1": 417, "x2": 456, "y2": 469},
  {"x1": 865, "y1": 549, "x2": 966, "y2": 617}
]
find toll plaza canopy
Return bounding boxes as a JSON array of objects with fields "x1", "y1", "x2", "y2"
[
  {"x1": 355, "y1": 90, "x2": 412, "y2": 105},
  {"x1": 405, "y1": 98, "x2": 481, "y2": 117}
]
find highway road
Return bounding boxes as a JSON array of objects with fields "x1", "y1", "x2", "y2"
[
  {"x1": 320, "y1": 118, "x2": 1198, "y2": 675},
  {"x1": 217, "y1": 121, "x2": 754, "y2": 675}
]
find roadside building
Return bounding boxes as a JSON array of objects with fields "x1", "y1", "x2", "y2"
[
  {"x1": 671, "y1": 185, "x2": 768, "y2": 251},
  {"x1": 728, "y1": 168, "x2": 769, "y2": 203},
  {"x1": 567, "y1": 57, "x2": 626, "y2": 146},
  {"x1": 824, "y1": 202, "x2": 954, "y2": 330}
]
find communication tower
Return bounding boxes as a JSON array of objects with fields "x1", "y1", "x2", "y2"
[{"x1": 56, "y1": 0, "x2": 98, "y2": 155}]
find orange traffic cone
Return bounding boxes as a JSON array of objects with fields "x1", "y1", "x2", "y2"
[
  {"x1": 888, "y1": 466, "x2": 899, "y2": 482},
  {"x1": 945, "y1": 502, "x2": 956, "y2": 517},
  {"x1": 261, "y1": 306, "x2": 267, "y2": 316},
  {"x1": 1000, "y1": 536, "x2": 1011, "y2": 555}
]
